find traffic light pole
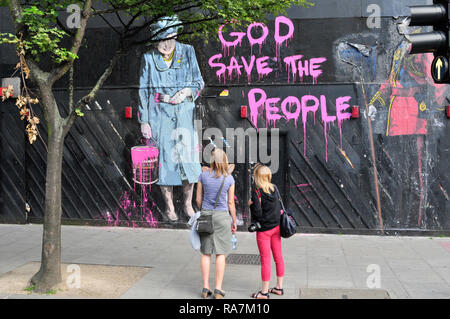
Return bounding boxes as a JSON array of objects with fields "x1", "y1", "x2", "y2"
[{"x1": 407, "y1": 0, "x2": 450, "y2": 83}]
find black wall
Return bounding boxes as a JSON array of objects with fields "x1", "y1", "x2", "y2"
[{"x1": 0, "y1": 0, "x2": 448, "y2": 235}]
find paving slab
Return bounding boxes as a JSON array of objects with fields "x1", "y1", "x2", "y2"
[
  {"x1": 402, "y1": 282, "x2": 450, "y2": 299},
  {"x1": 307, "y1": 266, "x2": 355, "y2": 288},
  {"x1": 298, "y1": 288, "x2": 391, "y2": 299},
  {"x1": 1, "y1": 224, "x2": 449, "y2": 299}
]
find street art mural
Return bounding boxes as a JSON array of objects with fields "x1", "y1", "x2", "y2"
[
  {"x1": 367, "y1": 38, "x2": 447, "y2": 229},
  {"x1": 96, "y1": 15, "x2": 448, "y2": 232},
  {"x1": 334, "y1": 20, "x2": 449, "y2": 230},
  {"x1": 209, "y1": 17, "x2": 327, "y2": 84},
  {"x1": 137, "y1": 16, "x2": 204, "y2": 223},
  {"x1": 208, "y1": 16, "x2": 353, "y2": 162},
  {"x1": 369, "y1": 41, "x2": 445, "y2": 137},
  {"x1": 2, "y1": 3, "x2": 448, "y2": 234}
]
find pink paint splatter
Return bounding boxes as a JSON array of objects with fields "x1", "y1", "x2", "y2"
[
  {"x1": 417, "y1": 136, "x2": 424, "y2": 228},
  {"x1": 320, "y1": 95, "x2": 336, "y2": 162},
  {"x1": 265, "y1": 98, "x2": 282, "y2": 127},
  {"x1": 310, "y1": 58, "x2": 327, "y2": 84},
  {"x1": 256, "y1": 56, "x2": 272, "y2": 80},
  {"x1": 227, "y1": 56, "x2": 243, "y2": 80},
  {"x1": 336, "y1": 96, "x2": 352, "y2": 151},
  {"x1": 100, "y1": 146, "x2": 160, "y2": 228},
  {"x1": 283, "y1": 55, "x2": 303, "y2": 83},
  {"x1": 274, "y1": 16, "x2": 295, "y2": 61},
  {"x1": 248, "y1": 88, "x2": 267, "y2": 128},
  {"x1": 209, "y1": 54, "x2": 226, "y2": 83},
  {"x1": 241, "y1": 56, "x2": 256, "y2": 83},
  {"x1": 301, "y1": 95, "x2": 320, "y2": 157},
  {"x1": 218, "y1": 22, "x2": 246, "y2": 57},
  {"x1": 281, "y1": 96, "x2": 301, "y2": 127},
  {"x1": 440, "y1": 242, "x2": 450, "y2": 252},
  {"x1": 247, "y1": 22, "x2": 269, "y2": 56}
]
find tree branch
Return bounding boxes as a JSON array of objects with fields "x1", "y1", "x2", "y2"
[
  {"x1": 68, "y1": 64, "x2": 74, "y2": 115},
  {"x1": 125, "y1": 14, "x2": 166, "y2": 39},
  {"x1": 48, "y1": 0, "x2": 93, "y2": 85},
  {"x1": 130, "y1": 16, "x2": 217, "y2": 46},
  {"x1": 125, "y1": 10, "x2": 142, "y2": 29},
  {"x1": 62, "y1": 47, "x2": 125, "y2": 134},
  {"x1": 131, "y1": 30, "x2": 194, "y2": 47},
  {"x1": 125, "y1": 2, "x2": 203, "y2": 38},
  {"x1": 7, "y1": 0, "x2": 25, "y2": 33},
  {"x1": 91, "y1": 0, "x2": 149, "y2": 15},
  {"x1": 115, "y1": 11, "x2": 126, "y2": 29},
  {"x1": 93, "y1": 6, "x2": 122, "y2": 36}
]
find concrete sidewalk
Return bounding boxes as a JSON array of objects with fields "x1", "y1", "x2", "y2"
[{"x1": 0, "y1": 224, "x2": 449, "y2": 299}]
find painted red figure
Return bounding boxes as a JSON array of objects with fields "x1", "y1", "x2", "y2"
[
  {"x1": 369, "y1": 40, "x2": 447, "y2": 228},
  {"x1": 370, "y1": 42, "x2": 446, "y2": 136}
]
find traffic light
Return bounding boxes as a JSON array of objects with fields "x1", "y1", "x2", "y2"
[{"x1": 406, "y1": 0, "x2": 450, "y2": 83}]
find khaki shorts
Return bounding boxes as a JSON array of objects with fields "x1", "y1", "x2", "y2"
[{"x1": 199, "y1": 210, "x2": 231, "y2": 255}]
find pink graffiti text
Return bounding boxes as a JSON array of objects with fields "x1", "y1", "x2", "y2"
[
  {"x1": 210, "y1": 16, "x2": 325, "y2": 84},
  {"x1": 248, "y1": 88, "x2": 352, "y2": 160}
]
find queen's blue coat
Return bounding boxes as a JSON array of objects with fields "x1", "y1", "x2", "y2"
[{"x1": 138, "y1": 42, "x2": 204, "y2": 186}]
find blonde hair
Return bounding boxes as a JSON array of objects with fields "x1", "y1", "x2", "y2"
[
  {"x1": 254, "y1": 164, "x2": 275, "y2": 194},
  {"x1": 210, "y1": 148, "x2": 229, "y2": 178}
]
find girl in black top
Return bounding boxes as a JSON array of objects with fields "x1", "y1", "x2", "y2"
[{"x1": 248, "y1": 164, "x2": 285, "y2": 299}]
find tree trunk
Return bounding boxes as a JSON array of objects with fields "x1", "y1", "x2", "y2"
[{"x1": 30, "y1": 87, "x2": 66, "y2": 293}]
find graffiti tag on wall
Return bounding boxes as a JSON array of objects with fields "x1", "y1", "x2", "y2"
[{"x1": 208, "y1": 16, "x2": 353, "y2": 161}]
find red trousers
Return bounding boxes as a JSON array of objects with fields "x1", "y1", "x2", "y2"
[{"x1": 256, "y1": 225, "x2": 285, "y2": 281}]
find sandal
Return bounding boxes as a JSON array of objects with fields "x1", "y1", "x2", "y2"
[
  {"x1": 201, "y1": 288, "x2": 212, "y2": 299},
  {"x1": 251, "y1": 291, "x2": 270, "y2": 299},
  {"x1": 269, "y1": 287, "x2": 284, "y2": 295},
  {"x1": 213, "y1": 289, "x2": 225, "y2": 299}
]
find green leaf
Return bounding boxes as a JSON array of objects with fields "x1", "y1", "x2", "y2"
[{"x1": 75, "y1": 108, "x2": 85, "y2": 117}]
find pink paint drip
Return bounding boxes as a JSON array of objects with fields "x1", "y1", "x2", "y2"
[
  {"x1": 281, "y1": 96, "x2": 301, "y2": 127},
  {"x1": 131, "y1": 146, "x2": 159, "y2": 166},
  {"x1": 248, "y1": 89, "x2": 353, "y2": 162},
  {"x1": 298, "y1": 59, "x2": 308, "y2": 83},
  {"x1": 241, "y1": 56, "x2": 255, "y2": 84},
  {"x1": 233, "y1": 194, "x2": 247, "y2": 226},
  {"x1": 275, "y1": 16, "x2": 295, "y2": 62},
  {"x1": 105, "y1": 186, "x2": 158, "y2": 228},
  {"x1": 100, "y1": 146, "x2": 160, "y2": 228},
  {"x1": 247, "y1": 22, "x2": 269, "y2": 56},
  {"x1": 310, "y1": 58, "x2": 327, "y2": 84},
  {"x1": 256, "y1": 56, "x2": 272, "y2": 81},
  {"x1": 227, "y1": 56, "x2": 242, "y2": 81},
  {"x1": 301, "y1": 95, "x2": 320, "y2": 157},
  {"x1": 320, "y1": 95, "x2": 336, "y2": 162},
  {"x1": 265, "y1": 98, "x2": 282, "y2": 128},
  {"x1": 284, "y1": 55, "x2": 302, "y2": 83},
  {"x1": 417, "y1": 136, "x2": 424, "y2": 228},
  {"x1": 210, "y1": 17, "x2": 329, "y2": 85},
  {"x1": 336, "y1": 96, "x2": 352, "y2": 154},
  {"x1": 218, "y1": 21, "x2": 245, "y2": 57},
  {"x1": 248, "y1": 88, "x2": 267, "y2": 128},
  {"x1": 209, "y1": 54, "x2": 226, "y2": 83},
  {"x1": 285, "y1": 59, "x2": 291, "y2": 83},
  {"x1": 292, "y1": 184, "x2": 313, "y2": 194}
]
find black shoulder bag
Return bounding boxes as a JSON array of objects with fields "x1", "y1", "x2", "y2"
[
  {"x1": 274, "y1": 185, "x2": 297, "y2": 238},
  {"x1": 196, "y1": 175, "x2": 226, "y2": 235}
]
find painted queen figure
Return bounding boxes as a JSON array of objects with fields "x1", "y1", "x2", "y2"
[{"x1": 138, "y1": 16, "x2": 204, "y2": 222}]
